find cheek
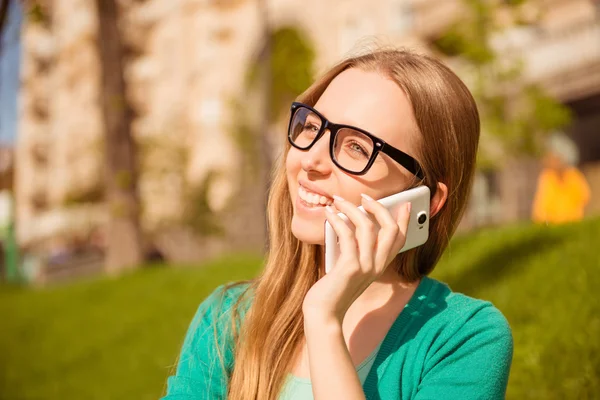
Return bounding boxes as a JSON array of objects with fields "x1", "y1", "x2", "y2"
[
  {"x1": 286, "y1": 149, "x2": 301, "y2": 173},
  {"x1": 286, "y1": 150, "x2": 302, "y2": 185}
]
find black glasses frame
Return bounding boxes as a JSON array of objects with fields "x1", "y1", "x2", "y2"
[{"x1": 287, "y1": 102, "x2": 425, "y2": 179}]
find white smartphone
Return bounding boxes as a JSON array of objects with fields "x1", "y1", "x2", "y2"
[{"x1": 324, "y1": 186, "x2": 431, "y2": 273}]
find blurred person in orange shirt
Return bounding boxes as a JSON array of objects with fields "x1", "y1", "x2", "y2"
[{"x1": 532, "y1": 151, "x2": 591, "y2": 224}]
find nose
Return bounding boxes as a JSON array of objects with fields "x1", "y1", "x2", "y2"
[{"x1": 300, "y1": 130, "x2": 333, "y2": 174}]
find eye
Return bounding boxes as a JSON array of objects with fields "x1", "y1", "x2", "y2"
[
  {"x1": 304, "y1": 123, "x2": 319, "y2": 131},
  {"x1": 347, "y1": 140, "x2": 370, "y2": 158},
  {"x1": 302, "y1": 123, "x2": 320, "y2": 136}
]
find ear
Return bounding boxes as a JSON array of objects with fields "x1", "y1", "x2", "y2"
[{"x1": 430, "y1": 182, "x2": 448, "y2": 218}]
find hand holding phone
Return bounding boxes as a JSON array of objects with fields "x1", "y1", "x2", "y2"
[{"x1": 324, "y1": 186, "x2": 430, "y2": 273}]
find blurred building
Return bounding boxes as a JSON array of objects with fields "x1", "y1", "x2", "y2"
[
  {"x1": 16, "y1": 0, "x2": 105, "y2": 251},
  {"x1": 0, "y1": 146, "x2": 13, "y2": 191},
  {"x1": 14, "y1": 0, "x2": 428, "y2": 259},
  {"x1": 458, "y1": 0, "x2": 600, "y2": 224},
  {"x1": 396, "y1": 0, "x2": 600, "y2": 226},
  {"x1": 14, "y1": 0, "x2": 600, "y2": 266}
]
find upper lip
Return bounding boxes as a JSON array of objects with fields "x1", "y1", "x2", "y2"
[{"x1": 298, "y1": 179, "x2": 334, "y2": 199}]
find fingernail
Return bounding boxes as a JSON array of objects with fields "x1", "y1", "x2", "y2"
[
  {"x1": 360, "y1": 193, "x2": 373, "y2": 201},
  {"x1": 325, "y1": 205, "x2": 335, "y2": 213},
  {"x1": 333, "y1": 195, "x2": 345, "y2": 202},
  {"x1": 406, "y1": 202, "x2": 412, "y2": 213}
]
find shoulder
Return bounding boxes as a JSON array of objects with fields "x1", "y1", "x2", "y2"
[
  {"x1": 447, "y1": 291, "x2": 512, "y2": 345},
  {"x1": 448, "y1": 288, "x2": 510, "y2": 331},
  {"x1": 194, "y1": 282, "x2": 252, "y2": 322},
  {"x1": 566, "y1": 167, "x2": 588, "y2": 181},
  {"x1": 186, "y1": 282, "x2": 253, "y2": 342},
  {"x1": 402, "y1": 278, "x2": 513, "y2": 399},
  {"x1": 204, "y1": 282, "x2": 252, "y2": 309},
  {"x1": 163, "y1": 283, "x2": 252, "y2": 398},
  {"x1": 418, "y1": 277, "x2": 513, "y2": 366},
  {"x1": 539, "y1": 169, "x2": 556, "y2": 180},
  {"x1": 424, "y1": 277, "x2": 511, "y2": 337}
]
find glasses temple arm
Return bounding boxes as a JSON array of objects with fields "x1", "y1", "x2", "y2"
[{"x1": 380, "y1": 144, "x2": 425, "y2": 180}]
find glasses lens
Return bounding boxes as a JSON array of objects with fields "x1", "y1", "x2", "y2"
[
  {"x1": 333, "y1": 128, "x2": 375, "y2": 173},
  {"x1": 289, "y1": 107, "x2": 322, "y2": 149}
]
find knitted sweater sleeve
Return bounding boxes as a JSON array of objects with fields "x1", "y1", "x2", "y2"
[{"x1": 414, "y1": 304, "x2": 513, "y2": 400}]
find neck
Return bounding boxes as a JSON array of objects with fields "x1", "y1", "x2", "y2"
[
  {"x1": 357, "y1": 267, "x2": 419, "y2": 308},
  {"x1": 345, "y1": 265, "x2": 421, "y2": 333}
]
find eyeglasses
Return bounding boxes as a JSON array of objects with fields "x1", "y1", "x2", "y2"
[{"x1": 287, "y1": 102, "x2": 425, "y2": 179}]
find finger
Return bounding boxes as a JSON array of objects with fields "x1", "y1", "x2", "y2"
[
  {"x1": 392, "y1": 202, "x2": 411, "y2": 253},
  {"x1": 325, "y1": 205, "x2": 358, "y2": 262},
  {"x1": 373, "y1": 201, "x2": 411, "y2": 270},
  {"x1": 332, "y1": 196, "x2": 377, "y2": 270},
  {"x1": 360, "y1": 194, "x2": 400, "y2": 270}
]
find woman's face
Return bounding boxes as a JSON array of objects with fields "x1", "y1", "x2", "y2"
[{"x1": 286, "y1": 68, "x2": 421, "y2": 244}]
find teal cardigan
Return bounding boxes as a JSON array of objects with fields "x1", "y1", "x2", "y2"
[{"x1": 162, "y1": 277, "x2": 513, "y2": 399}]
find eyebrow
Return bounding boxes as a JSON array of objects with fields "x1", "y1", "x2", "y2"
[
  {"x1": 313, "y1": 105, "x2": 377, "y2": 135},
  {"x1": 306, "y1": 113, "x2": 321, "y2": 122}
]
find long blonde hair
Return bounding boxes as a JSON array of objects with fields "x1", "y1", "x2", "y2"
[{"x1": 223, "y1": 49, "x2": 480, "y2": 399}]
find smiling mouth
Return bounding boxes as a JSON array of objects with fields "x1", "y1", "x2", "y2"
[{"x1": 298, "y1": 185, "x2": 334, "y2": 208}]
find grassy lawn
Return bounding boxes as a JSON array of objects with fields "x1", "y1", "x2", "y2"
[
  {"x1": 0, "y1": 254, "x2": 264, "y2": 400},
  {"x1": 433, "y1": 218, "x2": 600, "y2": 399},
  {"x1": 1, "y1": 217, "x2": 599, "y2": 399}
]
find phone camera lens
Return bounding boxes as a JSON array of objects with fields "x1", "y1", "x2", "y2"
[{"x1": 417, "y1": 212, "x2": 427, "y2": 225}]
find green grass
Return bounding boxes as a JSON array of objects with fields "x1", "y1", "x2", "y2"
[
  {"x1": 0, "y1": 253, "x2": 264, "y2": 400},
  {"x1": 432, "y1": 218, "x2": 600, "y2": 399},
  {"x1": 1, "y1": 218, "x2": 599, "y2": 399}
]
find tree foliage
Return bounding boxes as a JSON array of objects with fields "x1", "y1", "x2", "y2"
[
  {"x1": 231, "y1": 25, "x2": 315, "y2": 179},
  {"x1": 432, "y1": 0, "x2": 572, "y2": 167},
  {"x1": 246, "y1": 26, "x2": 315, "y2": 123}
]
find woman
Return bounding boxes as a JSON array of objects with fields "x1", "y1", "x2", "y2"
[
  {"x1": 532, "y1": 150, "x2": 591, "y2": 224},
  {"x1": 163, "y1": 49, "x2": 513, "y2": 400}
]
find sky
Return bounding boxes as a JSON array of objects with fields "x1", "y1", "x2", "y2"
[{"x1": 0, "y1": 0, "x2": 22, "y2": 147}]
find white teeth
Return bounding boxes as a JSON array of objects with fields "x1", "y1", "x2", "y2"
[{"x1": 298, "y1": 185, "x2": 333, "y2": 207}]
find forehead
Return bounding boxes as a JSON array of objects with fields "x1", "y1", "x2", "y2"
[{"x1": 314, "y1": 68, "x2": 420, "y2": 151}]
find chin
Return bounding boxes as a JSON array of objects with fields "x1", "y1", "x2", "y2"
[{"x1": 291, "y1": 215, "x2": 325, "y2": 245}]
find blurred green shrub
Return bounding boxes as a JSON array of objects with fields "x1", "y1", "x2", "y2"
[{"x1": 1, "y1": 217, "x2": 598, "y2": 399}]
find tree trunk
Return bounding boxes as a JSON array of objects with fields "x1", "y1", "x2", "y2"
[
  {"x1": 0, "y1": 0, "x2": 8, "y2": 36},
  {"x1": 95, "y1": 0, "x2": 143, "y2": 274},
  {"x1": 0, "y1": 0, "x2": 10, "y2": 107}
]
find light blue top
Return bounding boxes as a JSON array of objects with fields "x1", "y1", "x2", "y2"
[{"x1": 279, "y1": 341, "x2": 383, "y2": 400}]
